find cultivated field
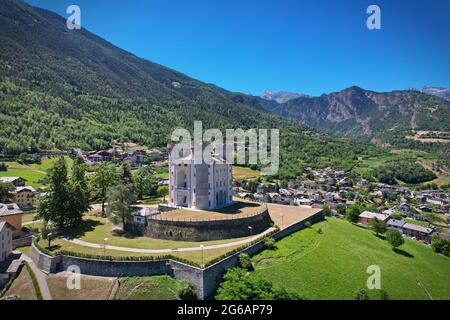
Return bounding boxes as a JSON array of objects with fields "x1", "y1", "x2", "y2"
[
  {"x1": 250, "y1": 218, "x2": 450, "y2": 300},
  {"x1": 232, "y1": 166, "x2": 261, "y2": 180}
]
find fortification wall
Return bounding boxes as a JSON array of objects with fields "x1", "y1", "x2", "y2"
[
  {"x1": 145, "y1": 209, "x2": 273, "y2": 241},
  {"x1": 30, "y1": 209, "x2": 324, "y2": 299}
]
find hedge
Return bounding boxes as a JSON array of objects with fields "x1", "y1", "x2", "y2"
[{"x1": 24, "y1": 261, "x2": 43, "y2": 300}]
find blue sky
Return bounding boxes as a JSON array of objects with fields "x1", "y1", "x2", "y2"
[{"x1": 26, "y1": 0, "x2": 450, "y2": 96}]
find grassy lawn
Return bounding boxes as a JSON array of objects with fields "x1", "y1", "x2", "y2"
[
  {"x1": 140, "y1": 196, "x2": 163, "y2": 205},
  {"x1": 62, "y1": 215, "x2": 250, "y2": 250},
  {"x1": 0, "y1": 156, "x2": 73, "y2": 188},
  {"x1": 16, "y1": 246, "x2": 31, "y2": 256},
  {"x1": 154, "y1": 163, "x2": 169, "y2": 179},
  {"x1": 232, "y1": 166, "x2": 261, "y2": 180},
  {"x1": 47, "y1": 274, "x2": 117, "y2": 300},
  {"x1": 115, "y1": 275, "x2": 184, "y2": 300},
  {"x1": 404, "y1": 218, "x2": 431, "y2": 228},
  {"x1": 38, "y1": 234, "x2": 245, "y2": 265},
  {"x1": 22, "y1": 210, "x2": 37, "y2": 223},
  {"x1": 250, "y1": 218, "x2": 450, "y2": 300}
]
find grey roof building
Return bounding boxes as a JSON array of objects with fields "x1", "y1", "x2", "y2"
[{"x1": 386, "y1": 218, "x2": 406, "y2": 229}]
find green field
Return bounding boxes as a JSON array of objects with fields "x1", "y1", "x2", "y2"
[
  {"x1": 153, "y1": 163, "x2": 169, "y2": 179},
  {"x1": 0, "y1": 156, "x2": 73, "y2": 188},
  {"x1": 232, "y1": 166, "x2": 261, "y2": 180},
  {"x1": 115, "y1": 276, "x2": 185, "y2": 300},
  {"x1": 250, "y1": 218, "x2": 450, "y2": 300}
]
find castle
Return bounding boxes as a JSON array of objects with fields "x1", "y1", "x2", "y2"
[{"x1": 168, "y1": 143, "x2": 233, "y2": 210}]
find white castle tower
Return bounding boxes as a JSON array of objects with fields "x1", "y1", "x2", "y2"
[{"x1": 168, "y1": 143, "x2": 233, "y2": 210}]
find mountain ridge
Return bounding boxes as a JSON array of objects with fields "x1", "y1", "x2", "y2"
[
  {"x1": 261, "y1": 85, "x2": 450, "y2": 150},
  {"x1": 0, "y1": 0, "x2": 384, "y2": 178}
]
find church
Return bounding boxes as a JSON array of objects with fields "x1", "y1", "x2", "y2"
[{"x1": 168, "y1": 143, "x2": 233, "y2": 210}]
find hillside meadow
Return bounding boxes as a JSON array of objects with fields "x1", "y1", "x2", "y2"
[{"x1": 250, "y1": 218, "x2": 450, "y2": 300}]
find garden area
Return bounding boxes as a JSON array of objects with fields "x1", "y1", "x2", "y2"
[{"x1": 34, "y1": 214, "x2": 256, "y2": 265}]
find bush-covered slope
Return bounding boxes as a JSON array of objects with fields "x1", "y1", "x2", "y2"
[{"x1": 0, "y1": 0, "x2": 382, "y2": 178}]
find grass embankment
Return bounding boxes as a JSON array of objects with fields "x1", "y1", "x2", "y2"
[
  {"x1": 251, "y1": 218, "x2": 450, "y2": 300},
  {"x1": 115, "y1": 276, "x2": 185, "y2": 300},
  {"x1": 2, "y1": 263, "x2": 36, "y2": 300},
  {"x1": 4, "y1": 262, "x2": 42, "y2": 300}
]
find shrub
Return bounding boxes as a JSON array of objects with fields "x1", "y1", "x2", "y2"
[
  {"x1": 238, "y1": 253, "x2": 253, "y2": 270},
  {"x1": 369, "y1": 218, "x2": 387, "y2": 236},
  {"x1": 264, "y1": 237, "x2": 276, "y2": 250},
  {"x1": 177, "y1": 281, "x2": 197, "y2": 300},
  {"x1": 304, "y1": 221, "x2": 312, "y2": 228},
  {"x1": 385, "y1": 228, "x2": 404, "y2": 249},
  {"x1": 431, "y1": 236, "x2": 450, "y2": 257},
  {"x1": 0, "y1": 162, "x2": 7, "y2": 171},
  {"x1": 216, "y1": 268, "x2": 303, "y2": 300},
  {"x1": 321, "y1": 204, "x2": 331, "y2": 216},
  {"x1": 354, "y1": 288, "x2": 369, "y2": 300},
  {"x1": 379, "y1": 289, "x2": 390, "y2": 300}
]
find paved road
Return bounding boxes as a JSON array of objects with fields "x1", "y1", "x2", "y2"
[
  {"x1": 19, "y1": 253, "x2": 53, "y2": 300},
  {"x1": 65, "y1": 227, "x2": 275, "y2": 254}
]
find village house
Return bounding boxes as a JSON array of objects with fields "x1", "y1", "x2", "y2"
[
  {"x1": 386, "y1": 218, "x2": 406, "y2": 231},
  {"x1": 0, "y1": 177, "x2": 26, "y2": 187},
  {"x1": 256, "y1": 183, "x2": 277, "y2": 194},
  {"x1": 0, "y1": 203, "x2": 23, "y2": 238},
  {"x1": 359, "y1": 179, "x2": 369, "y2": 187},
  {"x1": 419, "y1": 205, "x2": 432, "y2": 212},
  {"x1": 253, "y1": 193, "x2": 266, "y2": 202},
  {"x1": 0, "y1": 221, "x2": 13, "y2": 263},
  {"x1": 397, "y1": 203, "x2": 411, "y2": 215},
  {"x1": 358, "y1": 211, "x2": 389, "y2": 225},
  {"x1": 402, "y1": 223, "x2": 434, "y2": 243},
  {"x1": 12, "y1": 186, "x2": 35, "y2": 208},
  {"x1": 132, "y1": 207, "x2": 159, "y2": 225},
  {"x1": 293, "y1": 198, "x2": 314, "y2": 207}
]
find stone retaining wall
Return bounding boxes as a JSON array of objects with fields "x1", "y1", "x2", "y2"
[
  {"x1": 30, "y1": 209, "x2": 324, "y2": 299},
  {"x1": 12, "y1": 235, "x2": 32, "y2": 249},
  {"x1": 145, "y1": 208, "x2": 273, "y2": 241}
]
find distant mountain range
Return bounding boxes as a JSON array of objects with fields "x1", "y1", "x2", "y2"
[
  {"x1": 260, "y1": 90, "x2": 308, "y2": 103},
  {"x1": 260, "y1": 86, "x2": 450, "y2": 147},
  {"x1": 421, "y1": 86, "x2": 450, "y2": 102}
]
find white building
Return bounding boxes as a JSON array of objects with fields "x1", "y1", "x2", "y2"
[
  {"x1": 0, "y1": 221, "x2": 13, "y2": 263},
  {"x1": 168, "y1": 144, "x2": 233, "y2": 210}
]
